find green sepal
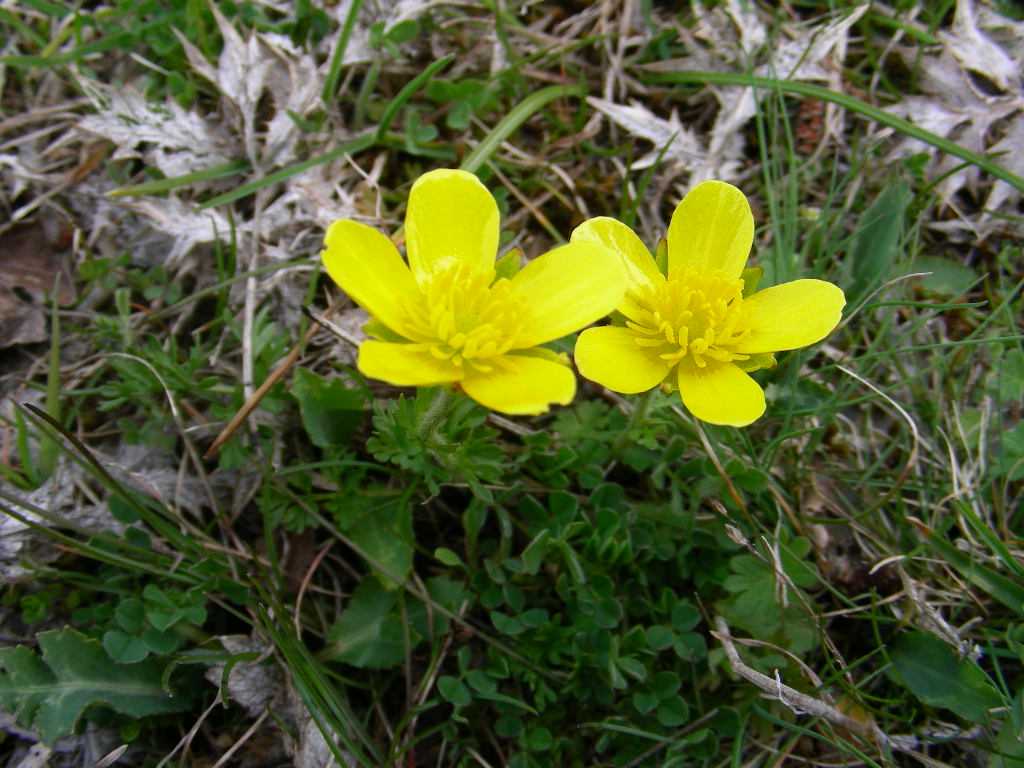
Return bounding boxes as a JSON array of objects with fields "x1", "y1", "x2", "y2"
[
  {"x1": 735, "y1": 353, "x2": 776, "y2": 373},
  {"x1": 512, "y1": 346, "x2": 570, "y2": 366},
  {"x1": 363, "y1": 316, "x2": 407, "y2": 343},
  {"x1": 655, "y1": 237, "x2": 669, "y2": 276},
  {"x1": 740, "y1": 266, "x2": 763, "y2": 297},
  {"x1": 494, "y1": 248, "x2": 522, "y2": 281},
  {"x1": 608, "y1": 309, "x2": 630, "y2": 327}
]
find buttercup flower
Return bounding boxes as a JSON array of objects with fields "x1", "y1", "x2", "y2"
[
  {"x1": 321, "y1": 169, "x2": 626, "y2": 415},
  {"x1": 572, "y1": 180, "x2": 845, "y2": 427}
]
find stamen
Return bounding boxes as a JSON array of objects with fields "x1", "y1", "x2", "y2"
[
  {"x1": 629, "y1": 268, "x2": 749, "y2": 368},
  {"x1": 402, "y1": 263, "x2": 527, "y2": 368}
]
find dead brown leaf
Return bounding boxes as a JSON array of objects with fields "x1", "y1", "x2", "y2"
[{"x1": 0, "y1": 221, "x2": 75, "y2": 347}]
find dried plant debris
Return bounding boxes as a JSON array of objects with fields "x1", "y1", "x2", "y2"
[
  {"x1": 605, "y1": 4, "x2": 867, "y2": 184},
  {"x1": 203, "y1": 635, "x2": 281, "y2": 718},
  {"x1": 882, "y1": 0, "x2": 1024, "y2": 235},
  {"x1": 0, "y1": 222, "x2": 75, "y2": 347},
  {"x1": 0, "y1": 460, "x2": 122, "y2": 581}
]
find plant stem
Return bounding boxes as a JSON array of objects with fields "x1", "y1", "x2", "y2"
[
  {"x1": 611, "y1": 388, "x2": 658, "y2": 461},
  {"x1": 413, "y1": 387, "x2": 456, "y2": 442}
]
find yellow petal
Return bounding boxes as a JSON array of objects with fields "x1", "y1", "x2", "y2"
[
  {"x1": 405, "y1": 169, "x2": 499, "y2": 284},
  {"x1": 461, "y1": 353, "x2": 576, "y2": 415},
  {"x1": 738, "y1": 279, "x2": 846, "y2": 354},
  {"x1": 677, "y1": 359, "x2": 766, "y2": 427},
  {"x1": 322, "y1": 219, "x2": 419, "y2": 337},
  {"x1": 571, "y1": 216, "x2": 660, "y2": 320},
  {"x1": 358, "y1": 341, "x2": 461, "y2": 386},
  {"x1": 574, "y1": 326, "x2": 670, "y2": 393},
  {"x1": 508, "y1": 242, "x2": 626, "y2": 347},
  {"x1": 667, "y1": 180, "x2": 753, "y2": 280}
]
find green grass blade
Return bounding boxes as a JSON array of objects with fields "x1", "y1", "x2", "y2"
[
  {"x1": 36, "y1": 286, "x2": 62, "y2": 482},
  {"x1": 107, "y1": 159, "x2": 251, "y2": 198},
  {"x1": 198, "y1": 134, "x2": 376, "y2": 209},
  {"x1": 642, "y1": 71, "x2": 1024, "y2": 194},
  {"x1": 459, "y1": 84, "x2": 587, "y2": 174},
  {"x1": 322, "y1": 0, "x2": 363, "y2": 107},
  {"x1": 374, "y1": 54, "x2": 454, "y2": 140},
  {"x1": 912, "y1": 518, "x2": 1024, "y2": 615}
]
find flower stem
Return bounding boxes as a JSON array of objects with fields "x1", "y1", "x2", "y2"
[
  {"x1": 413, "y1": 387, "x2": 455, "y2": 442},
  {"x1": 611, "y1": 388, "x2": 659, "y2": 461}
]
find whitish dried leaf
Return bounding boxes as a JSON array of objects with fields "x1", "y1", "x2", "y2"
[
  {"x1": 77, "y1": 85, "x2": 232, "y2": 177},
  {"x1": 588, "y1": 97, "x2": 706, "y2": 173},
  {"x1": 883, "y1": 25, "x2": 1023, "y2": 217},
  {"x1": 0, "y1": 460, "x2": 122, "y2": 580},
  {"x1": 203, "y1": 635, "x2": 280, "y2": 717},
  {"x1": 983, "y1": 113, "x2": 1024, "y2": 215},
  {"x1": 0, "y1": 223, "x2": 75, "y2": 347},
  {"x1": 757, "y1": 6, "x2": 867, "y2": 82},
  {"x1": 724, "y1": 0, "x2": 766, "y2": 56},
  {"x1": 330, "y1": 0, "x2": 434, "y2": 65},
  {"x1": 938, "y1": 0, "x2": 1020, "y2": 92},
  {"x1": 120, "y1": 198, "x2": 234, "y2": 263},
  {"x1": 174, "y1": 9, "x2": 269, "y2": 160},
  {"x1": 261, "y1": 33, "x2": 324, "y2": 165}
]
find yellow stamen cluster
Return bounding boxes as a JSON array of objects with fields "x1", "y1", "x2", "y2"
[
  {"x1": 628, "y1": 268, "x2": 751, "y2": 368},
  {"x1": 402, "y1": 264, "x2": 527, "y2": 373}
]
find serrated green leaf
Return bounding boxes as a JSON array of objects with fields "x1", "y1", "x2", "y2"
[
  {"x1": 888, "y1": 631, "x2": 1002, "y2": 723},
  {"x1": 0, "y1": 628, "x2": 190, "y2": 744}
]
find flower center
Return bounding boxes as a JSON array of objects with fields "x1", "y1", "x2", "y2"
[
  {"x1": 402, "y1": 264, "x2": 527, "y2": 373},
  {"x1": 628, "y1": 268, "x2": 751, "y2": 368}
]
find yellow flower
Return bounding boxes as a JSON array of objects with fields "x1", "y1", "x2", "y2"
[
  {"x1": 572, "y1": 180, "x2": 845, "y2": 427},
  {"x1": 321, "y1": 169, "x2": 627, "y2": 415}
]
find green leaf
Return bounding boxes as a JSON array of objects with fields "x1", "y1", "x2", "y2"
[
  {"x1": 115, "y1": 598, "x2": 145, "y2": 633},
  {"x1": 494, "y1": 248, "x2": 522, "y2": 281},
  {"x1": 325, "y1": 577, "x2": 403, "y2": 668},
  {"x1": 912, "y1": 256, "x2": 979, "y2": 297},
  {"x1": 490, "y1": 612, "x2": 525, "y2": 635},
  {"x1": 0, "y1": 628, "x2": 191, "y2": 744},
  {"x1": 740, "y1": 266, "x2": 763, "y2": 297},
  {"x1": 915, "y1": 519, "x2": 1024, "y2": 613},
  {"x1": 346, "y1": 501, "x2": 412, "y2": 589},
  {"x1": 656, "y1": 694, "x2": 689, "y2": 727},
  {"x1": 434, "y1": 547, "x2": 465, "y2": 568},
  {"x1": 495, "y1": 714, "x2": 523, "y2": 738},
  {"x1": 292, "y1": 367, "x2": 365, "y2": 448},
  {"x1": 437, "y1": 675, "x2": 472, "y2": 707},
  {"x1": 617, "y1": 657, "x2": 647, "y2": 681},
  {"x1": 846, "y1": 179, "x2": 909, "y2": 303},
  {"x1": 888, "y1": 631, "x2": 1002, "y2": 723},
  {"x1": 101, "y1": 631, "x2": 149, "y2": 664},
  {"x1": 997, "y1": 348, "x2": 1024, "y2": 407},
  {"x1": 632, "y1": 691, "x2": 659, "y2": 714},
  {"x1": 647, "y1": 625, "x2": 675, "y2": 651},
  {"x1": 140, "y1": 626, "x2": 181, "y2": 655}
]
